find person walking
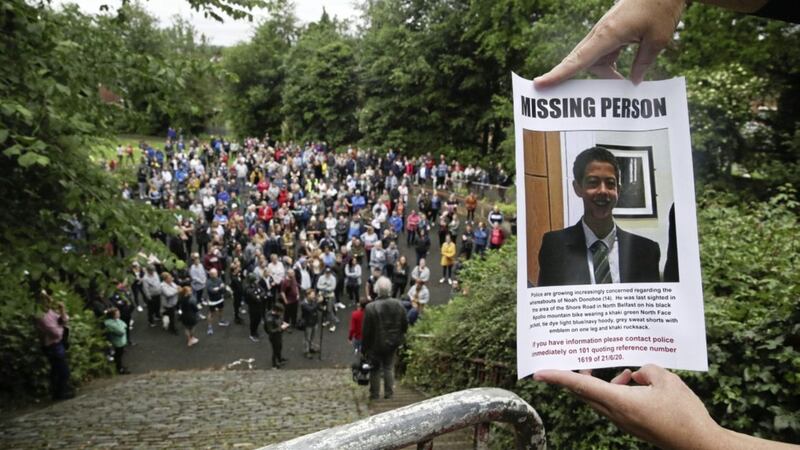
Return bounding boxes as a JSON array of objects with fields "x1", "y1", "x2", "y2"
[{"x1": 362, "y1": 277, "x2": 408, "y2": 400}]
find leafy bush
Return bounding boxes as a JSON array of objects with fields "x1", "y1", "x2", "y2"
[
  {"x1": 402, "y1": 188, "x2": 799, "y2": 448},
  {"x1": 0, "y1": 281, "x2": 111, "y2": 402},
  {"x1": 684, "y1": 185, "x2": 800, "y2": 441}
]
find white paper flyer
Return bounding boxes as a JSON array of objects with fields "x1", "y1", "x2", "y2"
[{"x1": 512, "y1": 73, "x2": 707, "y2": 378}]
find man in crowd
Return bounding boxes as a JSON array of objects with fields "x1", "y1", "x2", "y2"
[{"x1": 362, "y1": 277, "x2": 408, "y2": 400}]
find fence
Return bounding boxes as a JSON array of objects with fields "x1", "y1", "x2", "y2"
[{"x1": 260, "y1": 387, "x2": 546, "y2": 450}]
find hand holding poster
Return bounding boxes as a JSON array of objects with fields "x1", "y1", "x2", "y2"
[{"x1": 513, "y1": 74, "x2": 707, "y2": 378}]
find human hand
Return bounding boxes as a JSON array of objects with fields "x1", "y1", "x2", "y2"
[
  {"x1": 534, "y1": 364, "x2": 722, "y2": 450},
  {"x1": 534, "y1": 0, "x2": 685, "y2": 87}
]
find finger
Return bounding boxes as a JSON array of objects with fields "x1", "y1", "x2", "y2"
[
  {"x1": 578, "y1": 369, "x2": 593, "y2": 376},
  {"x1": 629, "y1": 37, "x2": 667, "y2": 84},
  {"x1": 534, "y1": 25, "x2": 627, "y2": 87},
  {"x1": 610, "y1": 368, "x2": 633, "y2": 385},
  {"x1": 583, "y1": 397, "x2": 613, "y2": 418},
  {"x1": 534, "y1": 369, "x2": 622, "y2": 406},
  {"x1": 630, "y1": 364, "x2": 670, "y2": 386},
  {"x1": 587, "y1": 47, "x2": 625, "y2": 80}
]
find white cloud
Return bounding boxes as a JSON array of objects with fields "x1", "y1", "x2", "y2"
[{"x1": 51, "y1": 0, "x2": 361, "y2": 46}]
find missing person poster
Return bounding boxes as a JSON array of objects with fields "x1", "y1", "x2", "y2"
[{"x1": 512, "y1": 73, "x2": 707, "y2": 378}]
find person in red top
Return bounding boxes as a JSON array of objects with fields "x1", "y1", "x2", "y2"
[
  {"x1": 280, "y1": 271, "x2": 300, "y2": 328},
  {"x1": 278, "y1": 187, "x2": 289, "y2": 206},
  {"x1": 348, "y1": 299, "x2": 366, "y2": 353},
  {"x1": 256, "y1": 177, "x2": 269, "y2": 194},
  {"x1": 257, "y1": 201, "x2": 273, "y2": 225},
  {"x1": 37, "y1": 290, "x2": 74, "y2": 400},
  {"x1": 405, "y1": 210, "x2": 420, "y2": 245},
  {"x1": 489, "y1": 222, "x2": 505, "y2": 250}
]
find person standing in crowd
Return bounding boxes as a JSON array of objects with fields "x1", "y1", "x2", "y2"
[
  {"x1": 437, "y1": 211, "x2": 450, "y2": 247},
  {"x1": 141, "y1": 265, "x2": 162, "y2": 327},
  {"x1": 369, "y1": 241, "x2": 387, "y2": 275},
  {"x1": 178, "y1": 286, "x2": 200, "y2": 347},
  {"x1": 205, "y1": 268, "x2": 228, "y2": 335},
  {"x1": 405, "y1": 210, "x2": 420, "y2": 245},
  {"x1": 109, "y1": 282, "x2": 134, "y2": 346},
  {"x1": 189, "y1": 253, "x2": 207, "y2": 306},
  {"x1": 414, "y1": 229, "x2": 431, "y2": 264},
  {"x1": 104, "y1": 308, "x2": 129, "y2": 374},
  {"x1": 267, "y1": 254, "x2": 286, "y2": 299},
  {"x1": 489, "y1": 222, "x2": 505, "y2": 250},
  {"x1": 280, "y1": 270, "x2": 300, "y2": 329},
  {"x1": 317, "y1": 267, "x2": 338, "y2": 332},
  {"x1": 439, "y1": 234, "x2": 457, "y2": 284},
  {"x1": 344, "y1": 257, "x2": 362, "y2": 306},
  {"x1": 245, "y1": 273, "x2": 267, "y2": 342},
  {"x1": 473, "y1": 221, "x2": 489, "y2": 257},
  {"x1": 160, "y1": 272, "x2": 179, "y2": 335},
  {"x1": 37, "y1": 290, "x2": 74, "y2": 400},
  {"x1": 300, "y1": 289, "x2": 322, "y2": 359},
  {"x1": 407, "y1": 278, "x2": 430, "y2": 315},
  {"x1": 264, "y1": 303, "x2": 289, "y2": 369},
  {"x1": 460, "y1": 224, "x2": 474, "y2": 260},
  {"x1": 129, "y1": 261, "x2": 144, "y2": 312},
  {"x1": 391, "y1": 255, "x2": 409, "y2": 299},
  {"x1": 411, "y1": 258, "x2": 430, "y2": 284},
  {"x1": 229, "y1": 259, "x2": 246, "y2": 325},
  {"x1": 362, "y1": 277, "x2": 408, "y2": 400},
  {"x1": 348, "y1": 299, "x2": 366, "y2": 353},
  {"x1": 464, "y1": 192, "x2": 478, "y2": 224},
  {"x1": 487, "y1": 204, "x2": 504, "y2": 226}
]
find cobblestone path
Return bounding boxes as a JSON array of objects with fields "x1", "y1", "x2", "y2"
[{"x1": 0, "y1": 369, "x2": 368, "y2": 449}]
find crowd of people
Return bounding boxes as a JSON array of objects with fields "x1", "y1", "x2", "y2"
[{"x1": 95, "y1": 134, "x2": 514, "y2": 375}]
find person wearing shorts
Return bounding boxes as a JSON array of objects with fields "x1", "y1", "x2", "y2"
[{"x1": 205, "y1": 268, "x2": 229, "y2": 335}]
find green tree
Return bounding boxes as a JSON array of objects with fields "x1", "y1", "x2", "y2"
[
  {"x1": 222, "y1": 1, "x2": 297, "y2": 137},
  {"x1": 281, "y1": 10, "x2": 360, "y2": 145},
  {"x1": 0, "y1": 0, "x2": 261, "y2": 401}
]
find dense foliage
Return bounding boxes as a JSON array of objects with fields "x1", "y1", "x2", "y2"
[
  {"x1": 403, "y1": 188, "x2": 800, "y2": 447},
  {"x1": 0, "y1": 0, "x2": 258, "y2": 401}
]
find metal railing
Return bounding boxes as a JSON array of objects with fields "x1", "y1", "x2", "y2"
[{"x1": 260, "y1": 388, "x2": 546, "y2": 450}]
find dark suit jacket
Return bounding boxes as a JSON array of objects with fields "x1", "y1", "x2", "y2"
[{"x1": 537, "y1": 222, "x2": 661, "y2": 287}]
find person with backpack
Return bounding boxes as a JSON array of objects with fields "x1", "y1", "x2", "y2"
[{"x1": 362, "y1": 277, "x2": 408, "y2": 400}]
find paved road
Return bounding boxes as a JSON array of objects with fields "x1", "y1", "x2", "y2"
[{"x1": 125, "y1": 219, "x2": 457, "y2": 374}]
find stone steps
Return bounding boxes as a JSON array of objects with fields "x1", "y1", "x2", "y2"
[
  {"x1": 1, "y1": 369, "x2": 474, "y2": 449},
  {"x1": 0, "y1": 368, "x2": 367, "y2": 449}
]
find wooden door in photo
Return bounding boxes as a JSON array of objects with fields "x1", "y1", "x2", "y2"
[{"x1": 523, "y1": 130, "x2": 564, "y2": 285}]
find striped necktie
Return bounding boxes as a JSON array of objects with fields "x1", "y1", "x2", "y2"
[{"x1": 591, "y1": 241, "x2": 611, "y2": 284}]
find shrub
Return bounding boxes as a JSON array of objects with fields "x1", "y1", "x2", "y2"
[
  {"x1": 402, "y1": 187, "x2": 800, "y2": 448},
  {"x1": 0, "y1": 279, "x2": 111, "y2": 403}
]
